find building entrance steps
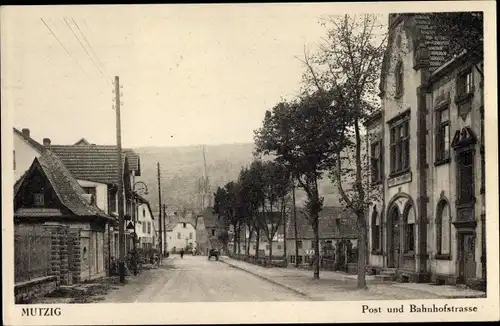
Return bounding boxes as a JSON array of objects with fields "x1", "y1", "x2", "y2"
[{"x1": 220, "y1": 257, "x2": 486, "y2": 300}]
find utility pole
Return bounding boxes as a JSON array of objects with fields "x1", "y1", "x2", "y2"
[
  {"x1": 157, "y1": 162, "x2": 163, "y2": 264},
  {"x1": 115, "y1": 76, "x2": 126, "y2": 283},
  {"x1": 292, "y1": 175, "x2": 299, "y2": 268},
  {"x1": 163, "y1": 203, "x2": 167, "y2": 256}
]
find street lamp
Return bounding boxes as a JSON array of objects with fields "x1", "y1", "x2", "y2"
[{"x1": 131, "y1": 181, "x2": 149, "y2": 276}]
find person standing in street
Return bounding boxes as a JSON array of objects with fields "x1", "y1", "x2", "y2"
[{"x1": 180, "y1": 248, "x2": 184, "y2": 259}]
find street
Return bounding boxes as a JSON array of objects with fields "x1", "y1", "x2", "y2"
[{"x1": 103, "y1": 255, "x2": 307, "y2": 302}]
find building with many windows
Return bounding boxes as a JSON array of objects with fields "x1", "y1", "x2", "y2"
[{"x1": 366, "y1": 13, "x2": 485, "y2": 290}]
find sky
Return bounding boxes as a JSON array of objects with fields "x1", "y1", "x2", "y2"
[{"x1": 3, "y1": 4, "x2": 389, "y2": 148}]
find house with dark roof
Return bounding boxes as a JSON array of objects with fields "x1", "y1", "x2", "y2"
[
  {"x1": 14, "y1": 150, "x2": 114, "y2": 292},
  {"x1": 286, "y1": 206, "x2": 358, "y2": 271},
  {"x1": 370, "y1": 13, "x2": 485, "y2": 289},
  {"x1": 200, "y1": 206, "x2": 229, "y2": 254},
  {"x1": 46, "y1": 142, "x2": 142, "y2": 258}
]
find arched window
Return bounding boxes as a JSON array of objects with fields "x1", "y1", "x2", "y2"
[
  {"x1": 371, "y1": 209, "x2": 381, "y2": 252},
  {"x1": 436, "y1": 200, "x2": 451, "y2": 256},
  {"x1": 404, "y1": 205, "x2": 415, "y2": 253},
  {"x1": 395, "y1": 61, "x2": 404, "y2": 97}
]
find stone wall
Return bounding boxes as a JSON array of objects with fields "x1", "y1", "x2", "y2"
[{"x1": 14, "y1": 276, "x2": 58, "y2": 304}]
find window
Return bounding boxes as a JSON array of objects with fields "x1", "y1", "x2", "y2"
[
  {"x1": 211, "y1": 229, "x2": 216, "y2": 236},
  {"x1": 458, "y1": 151, "x2": 475, "y2": 204},
  {"x1": 189, "y1": 232, "x2": 193, "y2": 240},
  {"x1": 458, "y1": 69, "x2": 474, "y2": 96},
  {"x1": 436, "y1": 201, "x2": 451, "y2": 256},
  {"x1": 395, "y1": 61, "x2": 404, "y2": 97},
  {"x1": 404, "y1": 206, "x2": 415, "y2": 253},
  {"x1": 83, "y1": 187, "x2": 96, "y2": 198},
  {"x1": 290, "y1": 255, "x2": 296, "y2": 264},
  {"x1": 177, "y1": 232, "x2": 181, "y2": 239},
  {"x1": 390, "y1": 119, "x2": 410, "y2": 174},
  {"x1": 371, "y1": 140, "x2": 383, "y2": 182},
  {"x1": 33, "y1": 193, "x2": 44, "y2": 206},
  {"x1": 183, "y1": 223, "x2": 186, "y2": 228},
  {"x1": 304, "y1": 255, "x2": 310, "y2": 264},
  {"x1": 143, "y1": 208, "x2": 146, "y2": 217},
  {"x1": 253, "y1": 244, "x2": 256, "y2": 250},
  {"x1": 297, "y1": 240, "x2": 303, "y2": 249},
  {"x1": 147, "y1": 222, "x2": 151, "y2": 234},
  {"x1": 277, "y1": 244, "x2": 282, "y2": 250},
  {"x1": 297, "y1": 255, "x2": 303, "y2": 264},
  {"x1": 109, "y1": 191, "x2": 117, "y2": 213},
  {"x1": 371, "y1": 210, "x2": 381, "y2": 252},
  {"x1": 435, "y1": 106, "x2": 450, "y2": 162},
  {"x1": 142, "y1": 221, "x2": 147, "y2": 233}
]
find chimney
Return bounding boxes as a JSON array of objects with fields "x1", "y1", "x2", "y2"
[
  {"x1": 43, "y1": 138, "x2": 51, "y2": 146},
  {"x1": 21, "y1": 128, "x2": 30, "y2": 138}
]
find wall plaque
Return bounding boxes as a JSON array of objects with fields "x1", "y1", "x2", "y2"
[{"x1": 387, "y1": 171, "x2": 412, "y2": 188}]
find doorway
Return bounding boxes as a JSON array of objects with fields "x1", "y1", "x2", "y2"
[
  {"x1": 458, "y1": 233, "x2": 476, "y2": 284},
  {"x1": 388, "y1": 207, "x2": 400, "y2": 268}
]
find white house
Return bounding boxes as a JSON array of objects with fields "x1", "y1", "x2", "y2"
[
  {"x1": 135, "y1": 195, "x2": 157, "y2": 249},
  {"x1": 166, "y1": 221, "x2": 196, "y2": 253}
]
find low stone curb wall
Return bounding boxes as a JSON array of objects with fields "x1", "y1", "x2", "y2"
[{"x1": 15, "y1": 276, "x2": 58, "y2": 304}]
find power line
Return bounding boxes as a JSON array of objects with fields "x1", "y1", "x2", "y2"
[
  {"x1": 70, "y1": 17, "x2": 112, "y2": 82},
  {"x1": 40, "y1": 18, "x2": 89, "y2": 77},
  {"x1": 62, "y1": 17, "x2": 110, "y2": 86}
]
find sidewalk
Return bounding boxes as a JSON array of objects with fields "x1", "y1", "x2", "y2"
[{"x1": 221, "y1": 257, "x2": 486, "y2": 301}]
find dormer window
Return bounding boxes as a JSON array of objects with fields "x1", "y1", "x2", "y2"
[
  {"x1": 395, "y1": 61, "x2": 404, "y2": 97},
  {"x1": 183, "y1": 223, "x2": 187, "y2": 228},
  {"x1": 458, "y1": 69, "x2": 474, "y2": 96},
  {"x1": 33, "y1": 193, "x2": 44, "y2": 206}
]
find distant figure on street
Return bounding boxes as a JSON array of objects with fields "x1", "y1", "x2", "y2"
[{"x1": 180, "y1": 248, "x2": 184, "y2": 259}]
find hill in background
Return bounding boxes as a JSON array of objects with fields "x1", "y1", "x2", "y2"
[{"x1": 134, "y1": 142, "x2": 343, "y2": 215}]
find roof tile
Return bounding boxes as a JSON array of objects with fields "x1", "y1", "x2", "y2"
[
  {"x1": 15, "y1": 150, "x2": 112, "y2": 220},
  {"x1": 48, "y1": 145, "x2": 141, "y2": 184}
]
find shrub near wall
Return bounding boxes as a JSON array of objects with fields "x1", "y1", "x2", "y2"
[{"x1": 229, "y1": 253, "x2": 287, "y2": 268}]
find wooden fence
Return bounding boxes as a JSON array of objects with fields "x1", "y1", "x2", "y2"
[{"x1": 14, "y1": 227, "x2": 51, "y2": 283}]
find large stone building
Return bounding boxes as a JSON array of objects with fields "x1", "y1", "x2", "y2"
[{"x1": 366, "y1": 13, "x2": 485, "y2": 290}]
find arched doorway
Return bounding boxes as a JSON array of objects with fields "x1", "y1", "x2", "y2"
[{"x1": 387, "y1": 206, "x2": 400, "y2": 268}]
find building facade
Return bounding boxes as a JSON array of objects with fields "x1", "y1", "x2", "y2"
[
  {"x1": 166, "y1": 221, "x2": 197, "y2": 253},
  {"x1": 135, "y1": 195, "x2": 157, "y2": 249},
  {"x1": 367, "y1": 13, "x2": 485, "y2": 289}
]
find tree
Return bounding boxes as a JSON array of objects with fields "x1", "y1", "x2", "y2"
[
  {"x1": 301, "y1": 14, "x2": 386, "y2": 289},
  {"x1": 213, "y1": 186, "x2": 231, "y2": 252},
  {"x1": 260, "y1": 161, "x2": 292, "y2": 261},
  {"x1": 429, "y1": 12, "x2": 483, "y2": 77},
  {"x1": 255, "y1": 94, "x2": 349, "y2": 279}
]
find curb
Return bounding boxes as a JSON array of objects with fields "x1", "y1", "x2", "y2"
[{"x1": 220, "y1": 259, "x2": 312, "y2": 299}]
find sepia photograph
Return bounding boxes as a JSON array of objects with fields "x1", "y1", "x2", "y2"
[{"x1": 1, "y1": 2, "x2": 498, "y2": 325}]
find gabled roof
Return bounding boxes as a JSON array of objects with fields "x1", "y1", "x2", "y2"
[
  {"x1": 74, "y1": 138, "x2": 91, "y2": 145},
  {"x1": 47, "y1": 145, "x2": 141, "y2": 185},
  {"x1": 13, "y1": 128, "x2": 45, "y2": 152},
  {"x1": 14, "y1": 150, "x2": 112, "y2": 220},
  {"x1": 201, "y1": 206, "x2": 227, "y2": 228},
  {"x1": 379, "y1": 13, "x2": 452, "y2": 95},
  {"x1": 135, "y1": 194, "x2": 155, "y2": 220},
  {"x1": 165, "y1": 220, "x2": 194, "y2": 231},
  {"x1": 287, "y1": 206, "x2": 358, "y2": 239}
]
